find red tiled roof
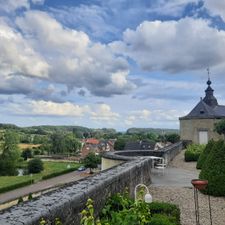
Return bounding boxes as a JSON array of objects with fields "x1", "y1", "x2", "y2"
[{"x1": 85, "y1": 138, "x2": 100, "y2": 145}]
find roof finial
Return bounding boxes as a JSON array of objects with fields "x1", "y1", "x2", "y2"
[{"x1": 206, "y1": 67, "x2": 211, "y2": 85}]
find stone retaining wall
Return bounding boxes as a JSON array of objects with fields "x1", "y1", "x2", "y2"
[
  {"x1": 102, "y1": 141, "x2": 183, "y2": 170},
  {"x1": 0, "y1": 158, "x2": 151, "y2": 225}
]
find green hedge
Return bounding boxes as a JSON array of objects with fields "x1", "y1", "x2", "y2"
[
  {"x1": 148, "y1": 202, "x2": 180, "y2": 225},
  {"x1": 199, "y1": 140, "x2": 225, "y2": 196},
  {"x1": 42, "y1": 167, "x2": 78, "y2": 180},
  {"x1": 0, "y1": 179, "x2": 34, "y2": 194},
  {"x1": 148, "y1": 214, "x2": 177, "y2": 225},
  {"x1": 184, "y1": 144, "x2": 205, "y2": 162},
  {"x1": 196, "y1": 140, "x2": 214, "y2": 169}
]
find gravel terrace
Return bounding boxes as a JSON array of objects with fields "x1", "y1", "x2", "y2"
[{"x1": 149, "y1": 150, "x2": 225, "y2": 225}]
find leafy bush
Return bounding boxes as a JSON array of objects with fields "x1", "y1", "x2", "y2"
[
  {"x1": 28, "y1": 158, "x2": 44, "y2": 174},
  {"x1": 184, "y1": 144, "x2": 205, "y2": 162},
  {"x1": 199, "y1": 140, "x2": 225, "y2": 196},
  {"x1": 165, "y1": 133, "x2": 180, "y2": 144},
  {"x1": 83, "y1": 152, "x2": 101, "y2": 173},
  {"x1": 21, "y1": 148, "x2": 33, "y2": 160},
  {"x1": 81, "y1": 192, "x2": 181, "y2": 225},
  {"x1": 196, "y1": 140, "x2": 215, "y2": 169},
  {"x1": 33, "y1": 148, "x2": 41, "y2": 155}
]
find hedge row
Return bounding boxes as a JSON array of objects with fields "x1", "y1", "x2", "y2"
[
  {"x1": 148, "y1": 202, "x2": 180, "y2": 225},
  {"x1": 184, "y1": 144, "x2": 205, "y2": 162},
  {"x1": 42, "y1": 167, "x2": 79, "y2": 180},
  {"x1": 0, "y1": 179, "x2": 34, "y2": 194}
]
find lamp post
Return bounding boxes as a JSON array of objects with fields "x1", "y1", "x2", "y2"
[
  {"x1": 191, "y1": 179, "x2": 213, "y2": 225},
  {"x1": 134, "y1": 183, "x2": 152, "y2": 203}
]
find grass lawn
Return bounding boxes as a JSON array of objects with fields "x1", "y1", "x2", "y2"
[{"x1": 0, "y1": 161, "x2": 81, "y2": 191}]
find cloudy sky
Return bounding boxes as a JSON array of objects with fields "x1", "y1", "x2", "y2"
[{"x1": 0, "y1": 0, "x2": 225, "y2": 130}]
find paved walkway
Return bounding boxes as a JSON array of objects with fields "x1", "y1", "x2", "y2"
[
  {"x1": 149, "y1": 150, "x2": 225, "y2": 225},
  {"x1": 0, "y1": 170, "x2": 90, "y2": 205}
]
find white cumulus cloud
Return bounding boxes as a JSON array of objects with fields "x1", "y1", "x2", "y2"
[
  {"x1": 91, "y1": 104, "x2": 120, "y2": 121},
  {"x1": 204, "y1": 0, "x2": 225, "y2": 22},
  {"x1": 14, "y1": 10, "x2": 134, "y2": 97},
  {"x1": 110, "y1": 17, "x2": 225, "y2": 73}
]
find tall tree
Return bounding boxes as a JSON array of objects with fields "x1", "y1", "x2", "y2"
[
  {"x1": 215, "y1": 119, "x2": 225, "y2": 139},
  {"x1": 65, "y1": 133, "x2": 81, "y2": 154},
  {"x1": 83, "y1": 152, "x2": 101, "y2": 173},
  {"x1": 50, "y1": 132, "x2": 66, "y2": 154},
  {"x1": 0, "y1": 130, "x2": 21, "y2": 175}
]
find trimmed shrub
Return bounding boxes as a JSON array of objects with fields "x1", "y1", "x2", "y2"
[
  {"x1": 148, "y1": 214, "x2": 176, "y2": 225},
  {"x1": 199, "y1": 140, "x2": 225, "y2": 196},
  {"x1": 184, "y1": 144, "x2": 205, "y2": 162},
  {"x1": 149, "y1": 202, "x2": 180, "y2": 224},
  {"x1": 28, "y1": 158, "x2": 44, "y2": 174},
  {"x1": 196, "y1": 140, "x2": 215, "y2": 169}
]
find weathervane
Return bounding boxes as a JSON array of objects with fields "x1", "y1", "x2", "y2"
[
  {"x1": 207, "y1": 67, "x2": 210, "y2": 81},
  {"x1": 206, "y1": 67, "x2": 211, "y2": 86}
]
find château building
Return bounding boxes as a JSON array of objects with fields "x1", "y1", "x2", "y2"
[{"x1": 179, "y1": 78, "x2": 225, "y2": 144}]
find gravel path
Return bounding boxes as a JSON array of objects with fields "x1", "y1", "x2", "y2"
[{"x1": 149, "y1": 150, "x2": 225, "y2": 225}]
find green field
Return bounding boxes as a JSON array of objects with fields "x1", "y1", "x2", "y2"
[{"x1": 0, "y1": 161, "x2": 81, "y2": 191}]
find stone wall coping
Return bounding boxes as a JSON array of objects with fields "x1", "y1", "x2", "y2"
[{"x1": 103, "y1": 142, "x2": 182, "y2": 161}]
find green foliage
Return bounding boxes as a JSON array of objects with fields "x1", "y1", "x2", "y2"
[
  {"x1": 28, "y1": 158, "x2": 44, "y2": 174},
  {"x1": 83, "y1": 153, "x2": 100, "y2": 173},
  {"x1": 214, "y1": 119, "x2": 225, "y2": 137},
  {"x1": 64, "y1": 133, "x2": 81, "y2": 154},
  {"x1": 148, "y1": 214, "x2": 175, "y2": 225},
  {"x1": 17, "y1": 196, "x2": 24, "y2": 204},
  {"x1": 184, "y1": 144, "x2": 205, "y2": 162},
  {"x1": 28, "y1": 193, "x2": 33, "y2": 200},
  {"x1": 0, "y1": 130, "x2": 21, "y2": 175},
  {"x1": 33, "y1": 135, "x2": 49, "y2": 144},
  {"x1": 81, "y1": 198, "x2": 97, "y2": 225},
  {"x1": 146, "y1": 132, "x2": 158, "y2": 142},
  {"x1": 148, "y1": 202, "x2": 180, "y2": 225},
  {"x1": 165, "y1": 133, "x2": 180, "y2": 144},
  {"x1": 199, "y1": 140, "x2": 225, "y2": 196},
  {"x1": 126, "y1": 128, "x2": 179, "y2": 135},
  {"x1": 21, "y1": 148, "x2": 33, "y2": 160},
  {"x1": 114, "y1": 138, "x2": 126, "y2": 150},
  {"x1": 196, "y1": 140, "x2": 215, "y2": 169},
  {"x1": 39, "y1": 218, "x2": 63, "y2": 225},
  {"x1": 33, "y1": 148, "x2": 41, "y2": 155},
  {"x1": 81, "y1": 192, "x2": 180, "y2": 225},
  {"x1": 50, "y1": 132, "x2": 81, "y2": 155}
]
